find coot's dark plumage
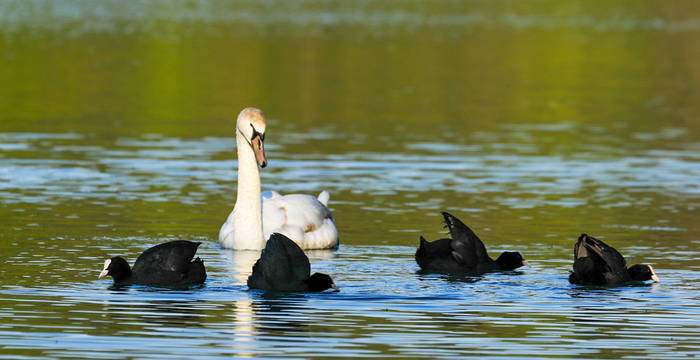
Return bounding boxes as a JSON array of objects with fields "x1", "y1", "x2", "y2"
[
  {"x1": 568, "y1": 233, "x2": 659, "y2": 286},
  {"x1": 98, "y1": 240, "x2": 207, "y2": 286},
  {"x1": 415, "y1": 212, "x2": 529, "y2": 273},
  {"x1": 248, "y1": 233, "x2": 338, "y2": 292}
]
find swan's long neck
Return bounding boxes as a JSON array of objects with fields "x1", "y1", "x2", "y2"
[{"x1": 233, "y1": 129, "x2": 264, "y2": 249}]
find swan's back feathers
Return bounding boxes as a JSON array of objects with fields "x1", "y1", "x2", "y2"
[
  {"x1": 270, "y1": 194, "x2": 331, "y2": 229},
  {"x1": 262, "y1": 192, "x2": 338, "y2": 249},
  {"x1": 221, "y1": 189, "x2": 338, "y2": 250}
]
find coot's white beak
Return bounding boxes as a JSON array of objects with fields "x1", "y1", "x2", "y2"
[
  {"x1": 522, "y1": 260, "x2": 531, "y2": 268},
  {"x1": 650, "y1": 267, "x2": 660, "y2": 283},
  {"x1": 98, "y1": 259, "x2": 111, "y2": 279},
  {"x1": 331, "y1": 283, "x2": 340, "y2": 292}
]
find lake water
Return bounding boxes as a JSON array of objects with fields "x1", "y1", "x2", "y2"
[{"x1": 1, "y1": 1, "x2": 699, "y2": 358}]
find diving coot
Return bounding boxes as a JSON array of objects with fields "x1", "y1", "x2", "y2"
[
  {"x1": 569, "y1": 233, "x2": 659, "y2": 286},
  {"x1": 415, "y1": 212, "x2": 529, "y2": 273},
  {"x1": 248, "y1": 233, "x2": 338, "y2": 292}
]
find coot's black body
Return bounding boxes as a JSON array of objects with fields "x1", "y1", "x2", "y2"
[
  {"x1": 568, "y1": 234, "x2": 658, "y2": 286},
  {"x1": 99, "y1": 240, "x2": 207, "y2": 286},
  {"x1": 247, "y1": 233, "x2": 337, "y2": 292},
  {"x1": 415, "y1": 212, "x2": 528, "y2": 273}
]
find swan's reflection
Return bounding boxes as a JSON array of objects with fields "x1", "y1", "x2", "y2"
[
  {"x1": 223, "y1": 249, "x2": 262, "y2": 285},
  {"x1": 229, "y1": 292, "x2": 315, "y2": 357},
  {"x1": 223, "y1": 248, "x2": 336, "y2": 358},
  {"x1": 230, "y1": 298, "x2": 255, "y2": 358},
  {"x1": 250, "y1": 292, "x2": 310, "y2": 333},
  {"x1": 221, "y1": 249, "x2": 260, "y2": 358}
]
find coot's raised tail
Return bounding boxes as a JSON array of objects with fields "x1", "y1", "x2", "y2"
[
  {"x1": 568, "y1": 233, "x2": 659, "y2": 286},
  {"x1": 415, "y1": 212, "x2": 529, "y2": 273},
  {"x1": 248, "y1": 233, "x2": 338, "y2": 292}
]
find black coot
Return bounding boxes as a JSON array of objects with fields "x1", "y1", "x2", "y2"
[
  {"x1": 248, "y1": 233, "x2": 338, "y2": 292},
  {"x1": 98, "y1": 240, "x2": 207, "y2": 286},
  {"x1": 415, "y1": 212, "x2": 529, "y2": 273},
  {"x1": 569, "y1": 233, "x2": 659, "y2": 286}
]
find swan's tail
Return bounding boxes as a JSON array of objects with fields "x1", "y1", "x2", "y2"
[{"x1": 317, "y1": 190, "x2": 330, "y2": 206}]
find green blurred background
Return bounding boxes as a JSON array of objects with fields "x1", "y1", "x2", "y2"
[{"x1": 0, "y1": 0, "x2": 698, "y2": 261}]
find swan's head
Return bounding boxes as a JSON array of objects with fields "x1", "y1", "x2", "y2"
[{"x1": 236, "y1": 107, "x2": 267, "y2": 168}]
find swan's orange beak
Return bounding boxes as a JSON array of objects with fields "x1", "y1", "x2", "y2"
[{"x1": 252, "y1": 136, "x2": 267, "y2": 168}]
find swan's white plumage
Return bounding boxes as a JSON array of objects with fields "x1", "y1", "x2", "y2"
[
  {"x1": 219, "y1": 108, "x2": 339, "y2": 250},
  {"x1": 261, "y1": 190, "x2": 338, "y2": 250},
  {"x1": 221, "y1": 190, "x2": 338, "y2": 250}
]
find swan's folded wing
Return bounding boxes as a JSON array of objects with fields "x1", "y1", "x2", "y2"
[
  {"x1": 283, "y1": 194, "x2": 329, "y2": 230},
  {"x1": 262, "y1": 196, "x2": 287, "y2": 240},
  {"x1": 263, "y1": 193, "x2": 331, "y2": 236},
  {"x1": 132, "y1": 241, "x2": 201, "y2": 274}
]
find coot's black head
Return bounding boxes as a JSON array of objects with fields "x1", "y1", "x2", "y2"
[
  {"x1": 627, "y1": 264, "x2": 660, "y2": 283},
  {"x1": 305, "y1": 273, "x2": 339, "y2": 292},
  {"x1": 98, "y1": 256, "x2": 132, "y2": 282},
  {"x1": 495, "y1": 251, "x2": 530, "y2": 270}
]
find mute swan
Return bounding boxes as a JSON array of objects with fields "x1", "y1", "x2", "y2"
[
  {"x1": 416, "y1": 212, "x2": 529, "y2": 272},
  {"x1": 219, "y1": 107, "x2": 339, "y2": 250},
  {"x1": 569, "y1": 233, "x2": 659, "y2": 286}
]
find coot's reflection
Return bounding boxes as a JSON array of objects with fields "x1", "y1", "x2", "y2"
[
  {"x1": 225, "y1": 247, "x2": 336, "y2": 357},
  {"x1": 99, "y1": 294, "x2": 207, "y2": 330},
  {"x1": 416, "y1": 270, "x2": 484, "y2": 284},
  {"x1": 416, "y1": 269, "x2": 526, "y2": 284}
]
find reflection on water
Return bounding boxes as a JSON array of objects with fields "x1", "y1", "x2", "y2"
[
  {"x1": 1, "y1": 0, "x2": 700, "y2": 358},
  {"x1": 0, "y1": 245, "x2": 699, "y2": 358},
  {"x1": 224, "y1": 250, "x2": 262, "y2": 284},
  {"x1": 222, "y1": 248, "x2": 336, "y2": 284},
  {"x1": 231, "y1": 298, "x2": 256, "y2": 359}
]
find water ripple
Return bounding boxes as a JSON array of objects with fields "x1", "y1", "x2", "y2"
[{"x1": 0, "y1": 131, "x2": 698, "y2": 210}]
